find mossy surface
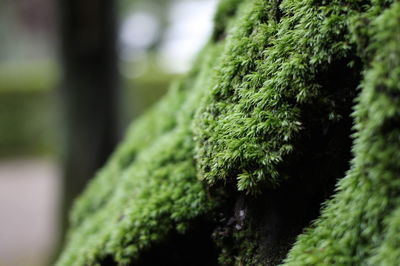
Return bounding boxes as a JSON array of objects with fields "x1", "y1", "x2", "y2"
[
  {"x1": 283, "y1": 2, "x2": 400, "y2": 265},
  {"x1": 58, "y1": 0, "x2": 400, "y2": 265},
  {"x1": 57, "y1": 42, "x2": 226, "y2": 265},
  {"x1": 194, "y1": 0, "x2": 363, "y2": 194}
]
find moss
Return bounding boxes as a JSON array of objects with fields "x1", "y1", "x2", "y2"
[
  {"x1": 58, "y1": 0, "x2": 400, "y2": 265},
  {"x1": 193, "y1": 0, "x2": 367, "y2": 194},
  {"x1": 283, "y1": 2, "x2": 400, "y2": 265},
  {"x1": 214, "y1": 224, "x2": 265, "y2": 266},
  {"x1": 212, "y1": 0, "x2": 243, "y2": 41},
  {"x1": 58, "y1": 1, "x2": 244, "y2": 264},
  {"x1": 57, "y1": 42, "x2": 226, "y2": 265}
]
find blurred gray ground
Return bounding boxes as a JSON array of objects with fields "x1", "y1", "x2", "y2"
[{"x1": 0, "y1": 159, "x2": 60, "y2": 266}]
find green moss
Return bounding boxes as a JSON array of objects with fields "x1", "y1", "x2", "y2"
[
  {"x1": 57, "y1": 43, "x2": 225, "y2": 265},
  {"x1": 58, "y1": 0, "x2": 400, "y2": 265},
  {"x1": 215, "y1": 226, "x2": 265, "y2": 266},
  {"x1": 194, "y1": 0, "x2": 363, "y2": 194},
  {"x1": 283, "y1": 2, "x2": 400, "y2": 265},
  {"x1": 58, "y1": 1, "x2": 245, "y2": 264},
  {"x1": 212, "y1": 0, "x2": 242, "y2": 41}
]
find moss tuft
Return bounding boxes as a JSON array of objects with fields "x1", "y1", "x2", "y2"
[{"x1": 194, "y1": 0, "x2": 363, "y2": 194}]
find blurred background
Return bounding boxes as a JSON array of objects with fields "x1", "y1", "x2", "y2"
[{"x1": 0, "y1": 0, "x2": 217, "y2": 265}]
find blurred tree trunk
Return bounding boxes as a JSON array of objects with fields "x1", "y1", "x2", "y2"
[{"x1": 58, "y1": 0, "x2": 119, "y2": 237}]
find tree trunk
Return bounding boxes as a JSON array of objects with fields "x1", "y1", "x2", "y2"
[{"x1": 58, "y1": 0, "x2": 119, "y2": 236}]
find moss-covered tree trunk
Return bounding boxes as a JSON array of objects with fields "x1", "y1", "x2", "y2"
[{"x1": 57, "y1": 0, "x2": 400, "y2": 265}]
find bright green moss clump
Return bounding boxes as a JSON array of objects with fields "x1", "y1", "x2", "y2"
[
  {"x1": 194, "y1": 0, "x2": 363, "y2": 194},
  {"x1": 57, "y1": 44, "x2": 224, "y2": 265},
  {"x1": 284, "y1": 2, "x2": 400, "y2": 265},
  {"x1": 58, "y1": 0, "x2": 400, "y2": 265}
]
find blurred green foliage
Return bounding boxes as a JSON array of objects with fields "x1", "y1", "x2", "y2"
[
  {"x1": 0, "y1": 61, "x2": 59, "y2": 157},
  {"x1": 0, "y1": 60, "x2": 173, "y2": 158},
  {"x1": 0, "y1": 90, "x2": 58, "y2": 157},
  {"x1": 0, "y1": 61, "x2": 59, "y2": 92}
]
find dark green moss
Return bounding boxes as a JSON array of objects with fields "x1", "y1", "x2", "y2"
[
  {"x1": 194, "y1": 0, "x2": 363, "y2": 194},
  {"x1": 58, "y1": 0, "x2": 400, "y2": 265},
  {"x1": 284, "y1": 2, "x2": 400, "y2": 265},
  {"x1": 57, "y1": 43, "x2": 225, "y2": 265}
]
